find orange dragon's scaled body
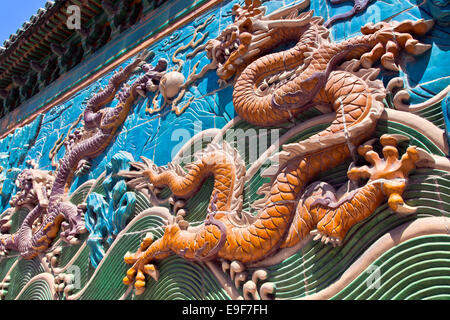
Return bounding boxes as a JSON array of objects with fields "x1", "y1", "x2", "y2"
[{"x1": 121, "y1": 1, "x2": 432, "y2": 295}]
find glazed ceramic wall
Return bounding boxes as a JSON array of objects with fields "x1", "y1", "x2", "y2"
[{"x1": 0, "y1": 0, "x2": 449, "y2": 300}]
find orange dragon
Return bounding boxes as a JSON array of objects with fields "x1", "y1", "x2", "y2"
[{"x1": 120, "y1": 0, "x2": 433, "y2": 295}]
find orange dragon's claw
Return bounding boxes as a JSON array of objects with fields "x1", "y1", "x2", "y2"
[
  {"x1": 357, "y1": 139, "x2": 380, "y2": 166},
  {"x1": 387, "y1": 192, "x2": 407, "y2": 212},
  {"x1": 134, "y1": 278, "x2": 146, "y2": 296},
  {"x1": 123, "y1": 262, "x2": 160, "y2": 295},
  {"x1": 123, "y1": 267, "x2": 136, "y2": 286},
  {"x1": 126, "y1": 267, "x2": 136, "y2": 279},
  {"x1": 354, "y1": 136, "x2": 420, "y2": 215},
  {"x1": 357, "y1": 142, "x2": 374, "y2": 156},
  {"x1": 314, "y1": 137, "x2": 421, "y2": 247},
  {"x1": 381, "y1": 52, "x2": 399, "y2": 71},
  {"x1": 361, "y1": 20, "x2": 433, "y2": 72},
  {"x1": 347, "y1": 165, "x2": 372, "y2": 181},
  {"x1": 388, "y1": 194, "x2": 417, "y2": 215},
  {"x1": 140, "y1": 233, "x2": 154, "y2": 251},
  {"x1": 144, "y1": 264, "x2": 159, "y2": 281},
  {"x1": 310, "y1": 229, "x2": 342, "y2": 247},
  {"x1": 122, "y1": 238, "x2": 162, "y2": 295},
  {"x1": 123, "y1": 275, "x2": 133, "y2": 286},
  {"x1": 124, "y1": 251, "x2": 138, "y2": 265},
  {"x1": 401, "y1": 146, "x2": 420, "y2": 170},
  {"x1": 360, "y1": 43, "x2": 384, "y2": 68},
  {"x1": 382, "y1": 146, "x2": 399, "y2": 166},
  {"x1": 136, "y1": 270, "x2": 146, "y2": 282},
  {"x1": 379, "y1": 134, "x2": 410, "y2": 147}
]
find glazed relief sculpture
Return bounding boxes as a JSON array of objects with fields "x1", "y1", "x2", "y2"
[
  {"x1": 0, "y1": 51, "x2": 168, "y2": 259},
  {"x1": 0, "y1": 164, "x2": 55, "y2": 241},
  {"x1": 85, "y1": 151, "x2": 137, "y2": 268},
  {"x1": 120, "y1": 1, "x2": 434, "y2": 294}
]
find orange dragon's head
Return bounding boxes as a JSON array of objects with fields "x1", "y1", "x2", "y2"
[
  {"x1": 206, "y1": 0, "x2": 316, "y2": 81},
  {"x1": 206, "y1": 0, "x2": 266, "y2": 81}
]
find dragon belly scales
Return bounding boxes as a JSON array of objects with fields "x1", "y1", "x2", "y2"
[
  {"x1": 0, "y1": 51, "x2": 166, "y2": 259},
  {"x1": 121, "y1": 2, "x2": 433, "y2": 295}
]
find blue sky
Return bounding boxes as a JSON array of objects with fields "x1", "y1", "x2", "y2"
[{"x1": 0, "y1": 0, "x2": 49, "y2": 46}]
